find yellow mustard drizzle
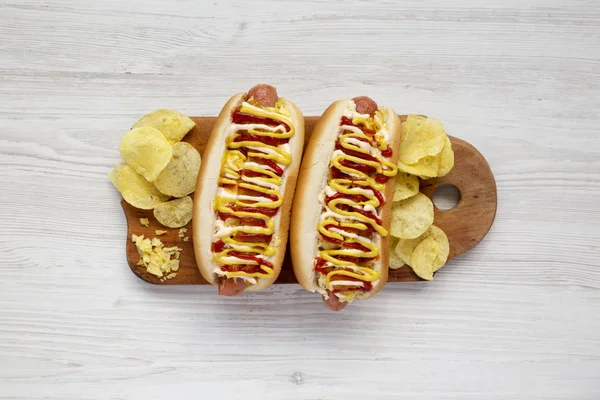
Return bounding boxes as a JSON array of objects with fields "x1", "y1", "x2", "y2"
[
  {"x1": 316, "y1": 108, "x2": 398, "y2": 294},
  {"x1": 212, "y1": 100, "x2": 294, "y2": 280}
]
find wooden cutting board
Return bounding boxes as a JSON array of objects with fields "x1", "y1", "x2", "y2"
[{"x1": 122, "y1": 115, "x2": 497, "y2": 284}]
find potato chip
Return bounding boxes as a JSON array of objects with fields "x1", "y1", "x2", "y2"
[
  {"x1": 153, "y1": 196, "x2": 193, "y2": 228},
  {"x1": 395, "y1": 225, "x2": 449, "y2": 271},
  {"x1": 108, "y1": 162, "x2": 125, "y2": 189},
  {"x1": 120, "y1": 127, "x2": 173, "y2": 182},
  {"x1": 109, "y1": 163, "x2": 169, "y2": 209},
  {"x1": 411, "y1": 227, "x2": 449, "y2": 278},
  {"x1": 409, "y1": 237, "x2": 437, "y2": 280},
  {"x1": 394, "y1": 234, "x2": 420, "y2": 266},
  {"x1": 428, "y1": 227, "x2": 450, "y2": 272},
  {"x1": 393, "y1": 172, "x2": 419, "y2": 202},
  {"x1": 133, "y1": 109, "x2": 196, "y2": 143},
  {"x1": 154, "y1": 142, "x2": 201, "y2": 198},
  {"x1": 390, "y1": 193, "x2": 434, "y2": 239},
  {"x1": 398, "y1": 115, "x2": 446, "y2": 164},
  {"x1": 397, "y1": 154, "x2": 440, "y2": 178},
  {"x1": 397, "y1": 136, "x2": 454, "y2": 179},
  {"x1": 436, "y1": 136, "x2": 454, "y2": 178},
  {"x1": 388, "y1": 236, "x2": 405, "y2": 270}
]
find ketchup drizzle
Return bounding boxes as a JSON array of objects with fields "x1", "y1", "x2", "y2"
[
  {"x1": 214, "y1": 106, "x2": 291, "y2": 271},
  {"x1": 315, "y1": 111, "x2": 395, "y2": 294}
]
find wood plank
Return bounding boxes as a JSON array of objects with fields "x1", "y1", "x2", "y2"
[{"x1": 122, "y1": 115, "x2": 497, "y2": 285}]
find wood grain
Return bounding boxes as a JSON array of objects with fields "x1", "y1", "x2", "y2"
[
  {"x1": 122, "y1": 116, "x2": 497, "y2": 285},
  {"x1": 1, "y1": 0, "x2": 599, "y2": 399}
]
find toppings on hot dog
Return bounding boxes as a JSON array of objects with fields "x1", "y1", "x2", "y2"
[
  {"x1": 291, "y1": 97, "x2": 402, "y2": 310},
  {"x1": 193, "y1": 85, "x2": 305, "y2": 295}
]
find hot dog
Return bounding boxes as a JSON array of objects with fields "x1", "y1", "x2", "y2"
[
  {"x1": 290, "y1": 97, "x2": 401, "y2": 310},
  {"x1": 193, "y1": 84, "x2": 305, "y2": 295}
]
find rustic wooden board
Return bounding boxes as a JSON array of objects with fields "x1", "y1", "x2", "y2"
[{"x1": 122, "y1": 115, "x2": 497, "y2": 285}]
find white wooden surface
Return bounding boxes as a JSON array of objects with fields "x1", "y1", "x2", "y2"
[{"x1": 1, "y1": 0, "x2": 599, "y2": 398}]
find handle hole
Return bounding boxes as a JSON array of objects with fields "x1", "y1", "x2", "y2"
[{"x1": 432, "y1": 184, "x2": 461, "y2": 210}]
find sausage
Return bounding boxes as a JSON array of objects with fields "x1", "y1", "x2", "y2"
[
  {"x1": 248, "y1": 84, "x2": 278, "y2": 108},
  {"x1": 352, "y1": 96, "x2": 378, "y2": 116},
  {"x1": 218, "y1": 278, "x2": 246, "y2": 296},
  {"x1": 322, "y1": 292, "x2": 348, "y2": 311}
]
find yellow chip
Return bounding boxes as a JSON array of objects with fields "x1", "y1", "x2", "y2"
[
  {"x1": 394, "y1": 234, "x2": 420, "y2": 266},
  {"x1": 429, "y1": 227, "x2": 450, "y2": 272},
  {"x1": 393, "y1": 172, "x2": 420, "y2": 202},
  {"x1": 409, "y1": 237, "x2": 437, "y2": 280},
  {"x1": 436, "y1": 136, "x2": 454, "y2": 178},
  {"x1": 398, "y1": 115, "x2": 446, "y2": 164},
  {"x1": 133, "y1": 109, "x2": 196, "y2": 143},
  {"x1": 395, "y1": 225, "x2": 449, "y2": 271},
  {"x1": 120, "y1": 127, "x2": 173, "y2": 182},
  {"x1": 397, "y1": 153, "x2": 441, "y2": 178},
  {"x1": 388, "y1": 236, "x2": 406, "y2": 270},
  {"x1": 153, "y1": 196, "x2": 193, "y2": 228},
  {"x1": 109, "y1": 163, "x2": 169, "y2": 209},
  {"x1": 390, "y1": 193, "x2": 434, "y2": 239},
  {"x1": 154, "y1": 142, "x2": 201, "y2": 198},
  {"x1": 108, "y1": 162, "x2": 125, "y2": 189},
  {"x1": 397, "y1": 136, "x2": 454, "y2": 179},
  {"x1": 411, "y1": 228, "x2": 450, "y2": 279}
]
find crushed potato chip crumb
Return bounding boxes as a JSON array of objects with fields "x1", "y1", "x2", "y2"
[
  {"x1": 139, "y1": 218, "x2": 149, "y2": 227},
  {"x1": 155, "y1": 230, "x2": 167, "y2": 236},
  {"x1": 178, "y1": 227, "x2": 188, "y2": 238},
  {"x1": 131, "y1": 234, "x2": 182, "y2": 280},
  {"x1": 161, "y1": 272, "x2": 178, "y2": 282},
  {"x1": 183, "y1": 236, "x2": 189, "y2": 242}
]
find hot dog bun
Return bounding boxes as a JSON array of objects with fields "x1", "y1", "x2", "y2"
[
  {"x1": 193, "y1": 86, "x2": 304, "y2": 293},
  {"x1": 291, "y1": 98, "x2": 402, "y2": 307}
]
